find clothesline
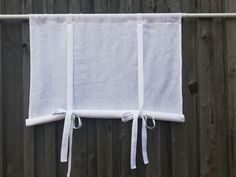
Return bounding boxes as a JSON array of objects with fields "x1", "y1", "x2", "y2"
[{"x1": 0, "y1": 13, "x2": 236, "y2": 20}]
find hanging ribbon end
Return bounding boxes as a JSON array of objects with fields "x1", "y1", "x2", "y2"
[
  {"x1": 131, "y1": 164, "x2": 137, "y2": 169},
  {"x1": 60, "y1": 154, "x2": 68, "y2": 162},
  {"x1": 143, "y1": 159, "x2": 149, "y2": 165}
]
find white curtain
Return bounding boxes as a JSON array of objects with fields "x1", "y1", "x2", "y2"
[{"x1": 27, "y1": 13, "x2": 184, "y2": 177}]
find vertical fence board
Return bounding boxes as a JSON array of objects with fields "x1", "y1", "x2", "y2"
[
  {"x1": 225, "y1": 0, "x2": 236, "y2": 176},
  {"x1": 211, "y1": 18, "x2": 229, "y2": 177},
  {"x1": 86, "y1": 119, "x2": 97, "y2": 177},
  {"x1": 1, "y1": 1, "x2": 24, "y2": 177},
  {"x1": 0, "y1": 0, "x2": 3, "y2": 176},
  {"x1": 197, "y1": 1, "x2": 229, "y2": 177},
  {"x1": 180, "y1": 1, "x2": 199, "y2": 176},
  {"x1": 96, "y1": 120, "x2": 113, "y2": 177},
  {"x1": 197, "y1": 17, "x2": 216, "y2": 177},
  {"x1": 111, "y1": 120, "x2": 121, "y2": 177},
  {"x1": 22, "y1": 0, "x2": 35, "y2": 177}
]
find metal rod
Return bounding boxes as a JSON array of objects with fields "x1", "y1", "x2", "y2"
[
  {"x1": 0, "y1": 14, "x2": 29, "y2": 20},
  {"x1": 181, "y1": 13, "x2": 236, "y2": 18},
  {"x1": 0, "y1": 13, "x2": 236, "y2": 20}
]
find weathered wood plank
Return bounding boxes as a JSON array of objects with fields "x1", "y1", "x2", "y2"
[
  {"x1": 34, "y1": 126, "x2": 45, "y2": 177},
  {"x1": 96, "y1": 119, "x2": 113, "y2": 177},
  {"x1": 86, "y1": 119, "x2": 97, "y2": 177},
  {"x1": 197, "y1": 0, "x2": 229, "y2": 177},
  {"x1": 180, "y1": 17, "x2": 199, "y2": 177},
  {"x1": 69, "y1": 0, "x2": 94, "y2": 13},
  {"x1": 44, "y1": 123, "x2": 57, "y2": 177},
  {"x1": 1, "y1": 1, "x2": 24, "y2": 177},
  {"x1": 197, "y1": 17, "x2": 216, "y2": 177},
  {"x1": 211, "y1": 18, "x2": 229, "y2": 177},
  {"x1": 22, "y1": 1, "x2": 35, "y2": 177},
  {"x1": 118, "y1": 0, "x2": 133, "y2": 13},
  {"x1": 225, "y1": 0, "x2": 236, "y2": 176},
  {"x1": 155, "y1": 0, "x2": 169, "y2": 13},
  {"x1": 107, "y1": 0, "x2": 120, "y2": 13},
  {"x1": 94, "y1": 0, "x2": 108, "y2": 13},
  {"x1": 159, "y1": 123, "x2": 173, "y2": 177},
  {"x1": 145, "y1": 123, "x2": 161, "y2": 177},
  {"x1": 142, "y1": 0, "x2": 156, "y2": 13},
  {"x1": 111, "y1": 119, "x2": 121, "y2": 177},
  {"x1": 0, "y1": 0, "x2": 4, "y2": 176}
]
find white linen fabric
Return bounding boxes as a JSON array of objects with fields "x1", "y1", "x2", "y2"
[{"x1": 27, "y1": 13, "x2": 184, "y2": 177}]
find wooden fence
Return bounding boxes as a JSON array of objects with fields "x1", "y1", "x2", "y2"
[{"x1": 0, "y1": 0, "x2": 236, "y2": 177}]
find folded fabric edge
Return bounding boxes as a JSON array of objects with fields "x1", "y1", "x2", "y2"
[
  {"x1": 26, "y1": 110, "x2": 185, "y2": 126},
  {"x1": 29, "y1": 13, "x2": 182, "y2": 25}
]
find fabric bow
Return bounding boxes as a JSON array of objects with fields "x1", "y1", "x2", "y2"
[
  {"x1": 54, "y1": 109, "x2": 82, "y2": 177},
  {"x1": 122, "y1": 111, "x2": 155, "y2": 169}
]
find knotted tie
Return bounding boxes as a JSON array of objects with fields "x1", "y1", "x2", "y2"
[
  {"x1": 54, "y1": 109, "x2": 82, "y2": 177},
  {"x1": 122, "y1": 111, "x2": 155, "y2": 169}
]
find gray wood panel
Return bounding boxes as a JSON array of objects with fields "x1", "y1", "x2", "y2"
[
  {"x1": 225, "y1": 0, "x2": 236, "y2": 176},
  {"x1": 0, "y1": 1, "x2": 3, "y2": 177},
  {"x1": 1, "y1": 1, "x2": 24, "y2": 177},
  {"x1": 0, "y1": 0, "x2": 236, "y2": 177}
]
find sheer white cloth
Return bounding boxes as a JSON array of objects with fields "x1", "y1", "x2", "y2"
[{"x1": 27, "y1": 13, "x2": 184, "y2": 177}]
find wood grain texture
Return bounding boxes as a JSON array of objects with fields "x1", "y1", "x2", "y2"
[
  {"x1": 225, "y1": 0, "x2": 236, "y2": 177},
  {"x1": 1, "y1": 1, "x2": 24, "y2": 177},
  {"x1": 0, "y1": 0, "x2": 236, "y2": 177},
  {"x1": 22, "y1": 1, "x2": 35, "y2": 177},
  {"x1": 0, "y1": 1, "x2": 3, "y2": 177},
  {"x1": 196, "y1": 0, "x2": 229, "y2": 177}
]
